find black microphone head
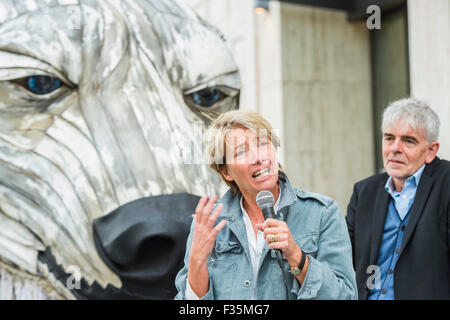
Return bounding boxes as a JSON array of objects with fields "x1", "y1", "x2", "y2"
[{"x1": 256, "y1": 190, "x2": 274, "y2": 209}]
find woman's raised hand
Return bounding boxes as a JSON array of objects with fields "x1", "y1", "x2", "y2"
[
  {"x1": 189, "y1": 195, "x2": 226, "y2": 264},
  {"x1": 187, "y1": 195, "x2": 226, "y2": 297}
]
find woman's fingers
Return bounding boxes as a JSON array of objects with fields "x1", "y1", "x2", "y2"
[
  {"x1": 258, "y1": 219, "x2": 293, "y2": 251},
  {"x1": 193, "y1": 195, "x2": 225, "y2": 240},
  {"x1": 262, "y1": 227, "x2": 283, "y2": 236},
  {"x1": 194, "y1": 196, "x2": 209, "y2": 224},
  {"x1": 206, "y1": 203, "x2": 224, "y2": 229},
  {"x1": 201, "y1": 195, "x2": 218, "y2": 223},
  {"x1": 211, "y1": 219, "x2": 227, "y2": 239},
  {"x1": 262, "y1": 218, "x2": 282, "y2": 228},
  {"x1": 268, "y1": 240, "x2": 289, "y2": 251},
  {"x1": 195, "y1": 195, "x2": 218, "y2": 225},
  {"x1": 189, "y1": 196, "x2": 227, "y2": 267},
  {"x1": 265, "y1": 232, "x2": 288, "y2": 243},
  {"x1": 262, "y1": 223, "x2": 287, "y2": 241}
]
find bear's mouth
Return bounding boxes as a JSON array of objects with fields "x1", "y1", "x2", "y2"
[
  {"x1": 38, "y1": 247, "x2": 168, "y2": 299},
  {"x1": 37, "y1": 193, "x2": 200, "y2": 299}
]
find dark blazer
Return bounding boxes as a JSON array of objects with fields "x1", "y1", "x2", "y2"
[{"x1": 346, "y1": 157, "x2": 450, "y2": 300}]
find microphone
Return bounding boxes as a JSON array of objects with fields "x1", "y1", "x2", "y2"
[
  {"x1": 256, "y1": 190, "x2": 289, "y2": 298},
  {"x1": 256, "y1": 190, "x2": 283, "y2": 261},
  {"x1": 256, "y1": 190, "x2": 276, "y2": 220}
]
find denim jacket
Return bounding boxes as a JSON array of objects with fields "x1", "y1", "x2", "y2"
[{"x1": 174, "y1": 173, "x2": 357, "y2": 300}]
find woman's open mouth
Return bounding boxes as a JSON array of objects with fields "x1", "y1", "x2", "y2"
[{"x1": 252, "y1": 168, "x2": 271, "y2": 180}]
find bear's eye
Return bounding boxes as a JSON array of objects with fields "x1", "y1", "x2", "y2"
[
  {"x1": 19, "y1": 75, "x2": 63, "y2": 95},
  {"x1": 189, "y1": 88, "x2": 224, "y2": 107},
  {"x1": 183, "y1": 84, "x2": 239, "y2": 114}
]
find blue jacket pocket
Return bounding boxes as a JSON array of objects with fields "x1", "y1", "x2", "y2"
[{"x1": 214, "y1": 240, "x2": 242, "y2": 254}]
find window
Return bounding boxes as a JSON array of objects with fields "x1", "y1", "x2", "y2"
[{"x1": 370, "y1": 4, "x2": 409, "y2": 172}]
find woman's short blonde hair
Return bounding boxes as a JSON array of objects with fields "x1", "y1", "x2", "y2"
[{"x1": 205, "y1": 110, "x2": 282, "y2": 194}]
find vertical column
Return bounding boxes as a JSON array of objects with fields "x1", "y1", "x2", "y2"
[
  {"x1": 408, "y1": 0, "x2": 450, "y2": 158},
  {"x1": 254, "y1": 0, "x2": 285, "y2": 165},
  {"x1": 279, "y1": 3, "x2": 375, "y2": 210}
]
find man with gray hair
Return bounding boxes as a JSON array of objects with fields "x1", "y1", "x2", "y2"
[{"x1": 346, "y1": 97, "x2": 450, "y2": 299}]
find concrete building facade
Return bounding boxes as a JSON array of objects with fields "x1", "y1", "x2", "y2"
[{"x1": 183, "y1": 0, "x2": 449, "y2": 211}]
